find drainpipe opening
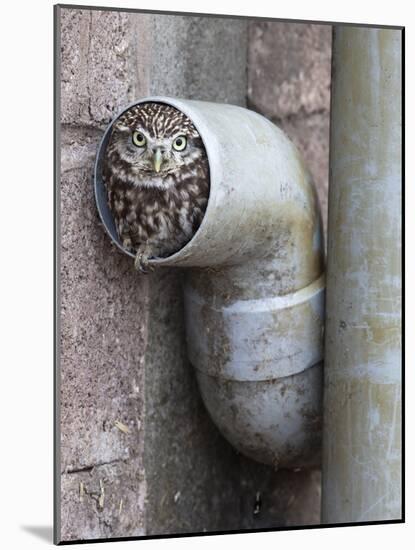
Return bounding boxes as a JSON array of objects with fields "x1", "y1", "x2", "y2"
[{"x1": 94, "y1": 98, "x2": 212, "y2": 263}]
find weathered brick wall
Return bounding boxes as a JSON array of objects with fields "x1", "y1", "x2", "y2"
[
  {"x1": 58, "y1": 7, "x2": 328, "y2": 543},
  {"x1": 248, "y1": 22, "x2": 332, "y2": 233}
]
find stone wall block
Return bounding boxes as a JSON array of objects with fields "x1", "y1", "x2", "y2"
[
  {"x1": 60, "y1": 460, "x2": 145, "y2": 541},
  {"x1": 60, "y1": 157, "x2": 148, "y2": 473},
  {"x1": 150, "y1": 16, "x2": 248, "y2": 105},
  {"x1": 60, "y1": 9, "x2": 138, "y2": 127},
  {"x1": 248, "y1": 22, "x2": 332, "y2": 118}
]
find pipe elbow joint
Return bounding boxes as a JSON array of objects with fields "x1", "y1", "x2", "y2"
[{"x1": 95, "y1": 96, "x2": 325, "y2": 470}]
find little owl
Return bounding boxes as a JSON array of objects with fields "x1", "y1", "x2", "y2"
[{"x1": 102, "y1": 102, "x2": 210, "y2": 272}]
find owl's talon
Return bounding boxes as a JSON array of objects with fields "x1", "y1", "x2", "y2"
[
  {"x1": 134, "y1": 247, "x2": 157, "y2": 274},
  {"x1": 134, "y1": 252, "x2": 148, "y2": 273},
  {"x1": 122, "y1": 238, "x2": 133, "y2": 251}
]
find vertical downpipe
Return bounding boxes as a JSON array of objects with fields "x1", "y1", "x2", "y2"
[{"x1": 322, "y1": 27, "x2": 402, "y2": 523}]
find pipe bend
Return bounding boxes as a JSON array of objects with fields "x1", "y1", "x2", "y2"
[{"x1": 95, "y1": 96, "x2": 325, "y2": 469}]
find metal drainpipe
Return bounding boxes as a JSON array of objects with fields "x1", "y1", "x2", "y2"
[
  {"x1": 322, "y1": 28, "x2": 402, "y2": 522},
  {"x1": 95, "y1": 96, "x2": 326, "y2": 469}
]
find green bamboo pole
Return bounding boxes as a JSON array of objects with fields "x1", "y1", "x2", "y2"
[{"x1": 322, "y1": 27, "x2": 402, "y2": 523}]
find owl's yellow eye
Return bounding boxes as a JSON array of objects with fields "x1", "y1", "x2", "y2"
[
  {"x1": 172, "y1": 135, "x2": 187, "y2": 151},
  {"x1": 132, "y1": 131, "x2": 146, "y2": 147}
]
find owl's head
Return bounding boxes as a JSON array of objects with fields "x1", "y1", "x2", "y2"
[{"x1": 105, "y1": 102, "x2": 206, "y2": 189}]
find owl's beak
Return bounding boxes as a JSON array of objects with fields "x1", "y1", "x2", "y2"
[{"x1": 153, "y1": 148, "x2": 163, "y2": 173}]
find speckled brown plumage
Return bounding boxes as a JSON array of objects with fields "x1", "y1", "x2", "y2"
[{"x1": 102, "y1": 102, "x2": 210, "y2": 272}]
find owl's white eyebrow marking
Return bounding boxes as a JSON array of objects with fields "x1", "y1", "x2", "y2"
[{"x1": 171, "y1": 131, "x2": 188, "y2": 140}]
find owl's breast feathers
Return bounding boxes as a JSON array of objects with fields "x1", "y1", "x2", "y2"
[{"x1": 103, "y1": 159, "x2": 209, "y2": 258}]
